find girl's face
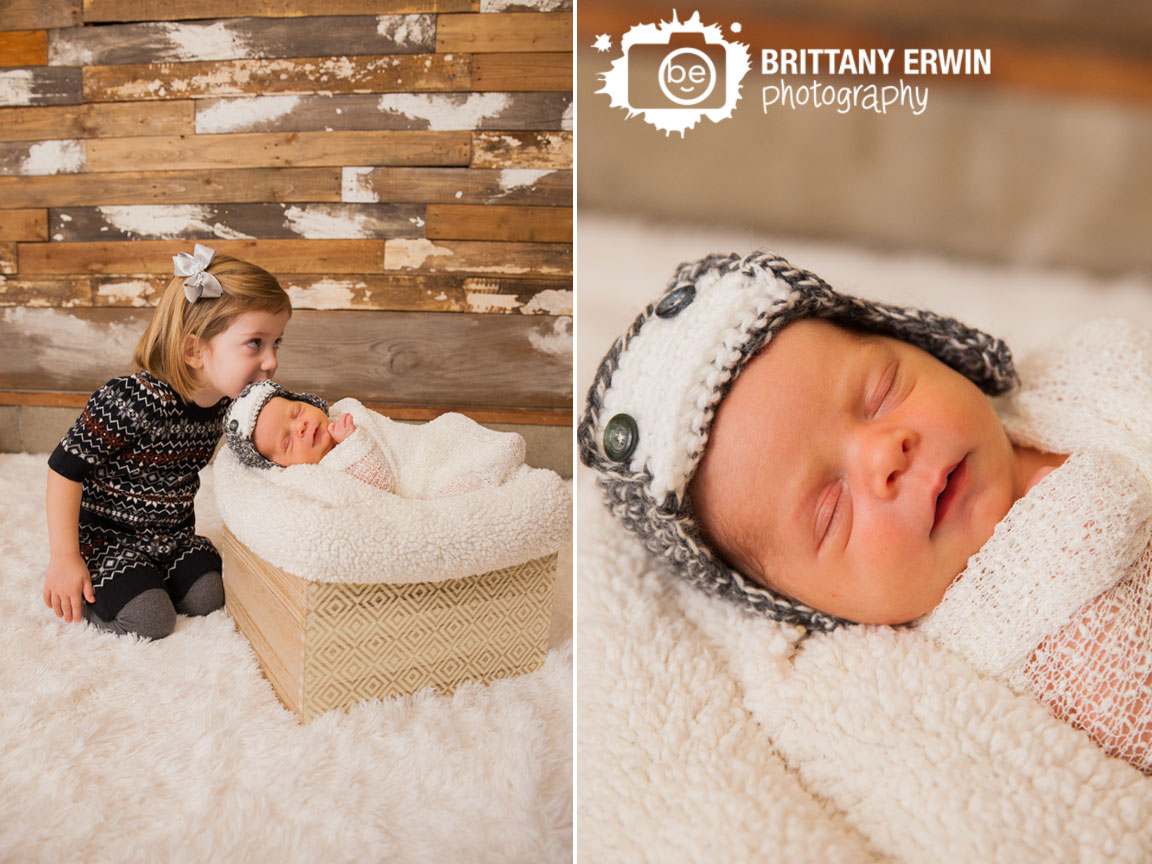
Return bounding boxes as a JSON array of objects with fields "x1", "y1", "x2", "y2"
[
  {"x1": 690, "y1": 319, "x2": 1030, "y2": 625},
  {"x1": 188, "y1": 309, "x2": 290, "y2": 406}
]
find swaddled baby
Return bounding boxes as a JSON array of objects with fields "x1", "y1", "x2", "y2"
[
  {"x1": 580, "y1": 251, "x2": 1152, "y2": 773},
  {"x1": 226, "y1": 380, "x2": 525, "y2": 498}
]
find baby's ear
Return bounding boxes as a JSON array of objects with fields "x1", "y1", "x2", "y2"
[{"x1": 183, "y1": 334, "x2": 204, "y2": 369}]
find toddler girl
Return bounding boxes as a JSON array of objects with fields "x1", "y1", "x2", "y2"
[
  {"x1": 43, "y1": 244, "x2": 291, "y2": 639},
  {"x1": 580, "y1": 251, "x2": 1152, "y2": 772}
]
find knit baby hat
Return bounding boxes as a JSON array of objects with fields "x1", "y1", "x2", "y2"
[
  {"x1": 225, "y1": 380, "x2": 329, "y2": 470},
  {"x1": 577, "y1": 250, "x2": 1018, "y2": 632}
]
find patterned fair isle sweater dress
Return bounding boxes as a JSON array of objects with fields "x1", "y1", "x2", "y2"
[{"x1": 48, "y1": 371, "x2": 229, "y2": 621}]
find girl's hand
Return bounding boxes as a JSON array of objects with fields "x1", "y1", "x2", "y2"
[
  {"x1": 44, "y1": 553, "x2": 94, "y2": 623},
  {"x1": 329, "y1": 413, "x2": 355, "y2": 445}
]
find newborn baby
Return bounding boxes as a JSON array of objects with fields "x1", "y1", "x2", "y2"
[
  {"x1": 580, "y1": 251, "x2": 1152, "y2": 772},
  {"x1": 226, "y1": 381, "x2": 525, "y2": 498}
]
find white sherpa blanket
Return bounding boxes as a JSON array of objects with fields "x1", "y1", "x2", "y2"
[
  {"x1": 578, "y1": 218, "x2": 1152, "y2": 863},
  {"x1": 215, "y1": 398, "x2": 571, "y2": 584},
  {"x1": 0, "y1": 454, "x2": 572, "y2": 863}
]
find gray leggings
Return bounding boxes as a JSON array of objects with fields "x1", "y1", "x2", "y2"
[{"x1": 85, "y1": 570, "x2": 224, "y2": 640}]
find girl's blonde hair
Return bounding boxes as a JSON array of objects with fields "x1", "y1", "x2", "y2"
[{"x1": 133, "y1": 253, "x2": 291, "y2": 402}]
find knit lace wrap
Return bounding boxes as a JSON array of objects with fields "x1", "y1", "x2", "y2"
[{"x1": 919, "y1": 320, "x2": 1152, "y2": 772}]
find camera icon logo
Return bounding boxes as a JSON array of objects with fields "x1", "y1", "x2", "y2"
[
  {"x1": 597, "y1": 11, "x2": 751, "y2": 136},
  {"x1": 629, "y1": 33, "x2": 725, "y2": 109}
]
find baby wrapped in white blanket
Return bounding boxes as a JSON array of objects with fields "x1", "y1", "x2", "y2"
[
  {"x1": 216, "y1": 381, "x2": 570, "y2": 585},
  {"x1": 919, "y1": 319, "x2": 1152, "y2": 770},
  {"x1": 580, "y1": 251, "x2": 1152, "y2": 776}
]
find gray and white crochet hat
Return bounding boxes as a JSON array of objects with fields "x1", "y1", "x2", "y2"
[
  {"x1": 225, "y1": 380, "x2": 329, "y2": 470},
  {"x1": 577, "y1": 251, "x2": 1017, "y2": 632}
]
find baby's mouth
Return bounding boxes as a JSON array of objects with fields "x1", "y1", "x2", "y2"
[{"x1": 932, "y1": 456, "x2": 968, "y2": 533}]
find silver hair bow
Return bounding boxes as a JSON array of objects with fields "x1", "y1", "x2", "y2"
[{"x1": 174, "y1": 243, "x2": 223, "y2": 303}]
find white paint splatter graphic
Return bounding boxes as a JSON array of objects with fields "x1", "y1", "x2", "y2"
[
  {"x1": 376, "y1": 15, "x2": 435, "y2": 47},
  {"x1": 196, "y1": 95, "x2": 301, "y2": 134},
  {"x1": 528, "y1": 316, "x2": 572, "y2": 357},
  {"x1": 597, "y1": 11, "x2": 751, "y2": 136},
  {"x1": 376, "y1": 93, "x2": 510, "y2": 130},
  {"x1": 561, "y1": 100, "x2": 573, "y2": 131},
  {"x1": 97, "y1": 205, "x2": 254, "y2": 240},
  {"x1": 20, "y1": 140, "x2": 85, "y2": 175},
  {"x1": 342, "y1": 167, "x2": 379, "y2": 203}
]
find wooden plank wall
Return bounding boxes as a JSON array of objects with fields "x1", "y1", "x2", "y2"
[{"x1": 0, "y1": 0, "x2": 573, "y2": 426}]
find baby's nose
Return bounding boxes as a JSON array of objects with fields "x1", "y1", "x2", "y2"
[{"x1": 862, "y1": 426, "x2": 917, "y2": 500}]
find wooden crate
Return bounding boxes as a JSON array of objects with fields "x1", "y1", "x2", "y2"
[{"x1": 221, "y1": 526, "x2": 556, "y2": 722}]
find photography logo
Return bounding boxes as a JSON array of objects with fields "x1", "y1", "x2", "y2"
[{"x1": 596, "y1": 11, "x2": 751, "y2": 136}]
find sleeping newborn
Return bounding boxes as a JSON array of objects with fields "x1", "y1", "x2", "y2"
[
  {"x1": 580, "y1": 251, "x2": 1152, "y2": 773},
  {"x1": 226, "y1": 381, "x2": 525, "y2": 498}
]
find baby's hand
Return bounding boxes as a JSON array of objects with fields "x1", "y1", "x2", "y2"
[{"x1": 329, "y1": 412, "x2": 355, "y2": 444}]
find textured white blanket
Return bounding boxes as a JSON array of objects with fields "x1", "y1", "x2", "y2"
[
  {"x1": 215, "y1": 399, "x2": 572, "y2": 584},
  {"x1": 577, "y1": 218, "x2": 1152, "y2": 863}
]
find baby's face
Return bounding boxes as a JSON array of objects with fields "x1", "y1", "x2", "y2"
[
  {"x1": 690, "y1": 319, "x2": 1028, "y2": 625},
  {"x1": 253, "y1": 397, "x2": 335, "y2": 467}
]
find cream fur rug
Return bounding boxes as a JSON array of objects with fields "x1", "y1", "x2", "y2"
[{"x1": 0, "y1": 453, "x2": 572, "y2": 863}]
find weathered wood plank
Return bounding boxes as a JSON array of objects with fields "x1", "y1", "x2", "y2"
[
  {"x1": 19, "y1": 239, "x2": 395, "y2": 275},
  {"x1": 436, "y1": 13, "x2": 571, "y2": 53},
  {"x1": 0, "y1": 67, "x2": 82, "y2": 107},
  {"x1": 460, "y1": 276, "x2": 571, "y2": 314},
  {"x1": 0, "y1": 168, "x2": 342, "y2": 208},
  {"x1": 86, "y1": 272, "x2": 570, "y2": 313},
  {"x1": 471, "y1": 131, "x2": 570, "y2": 168},
  {"x1": 0, "y1": 101, "x2": 193, "y2": 143},
  {"x1": 0, "y1": 31, "x2": 46, "y2": 67},
  {"x1": 0, "y1": 306, "x2": 570, "y2": 410},
  {"x1": 81, "y1": 0, "x2": 471, "y2": 22},
  {"x1": 426, "y1": 204, "x2": 569, "y2": 242},
  {"x1": 480, "y1": 0, "x2": 571, "y2": 10},
  {"x1": 279, "y1": 309, "x2": 572, "y2": 408},
  {"x1": 83, "y1": 54, "x2": 470, "y2": 102},
  {"x1": 85, "y1": 131, "x2": 470, "y2": 173},
  {"x1": 195, "y1": 92, "x2": 571, "y2": 134},
  {"x1": 284, "y1": 273, "x2": 571, "y2": 312},
  {"x1": 0, "y1": 139, "x2": 85, "y2": 176},
  {"x1": 90, "y1": 275, "x2": 164, "y2": 307},
  {"x1": 51, "y1": 204, "x2": 425, "y2": 242},
  {"x1": 1, "y1": 1, "x2": 81, "y2": 31},
  {"x1": 21, "y1": 238, "x2": 570, "y2": 276},
  {"x1": 50, "y1": 16, "x2": 435, "y2": 66},
  {"x1": 471, "y1": 52, "x2": 571, "y2": 90},
  {"x1": 0, "y1": 209, "x2": 48, "y2": 242},
  {"x1": 0, "y1": 243, "x2": 16, "y2": 274},
  {"x1": 383, "y1": 238, "x2": 570, "y2": 274},
  {"x1": 0, "y1": 275, "x2": 89, "y2": 306},
  {"x1": 343, "y1": 166, "x2": 571, "y2": 205}
]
